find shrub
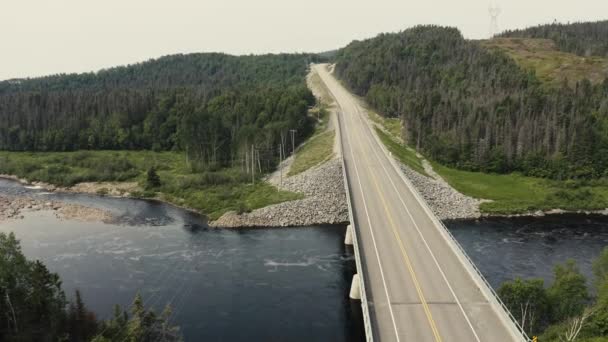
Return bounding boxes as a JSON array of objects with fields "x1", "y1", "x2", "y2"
[
  {"x1": 96, "y1": 188, "x2": 109, "y2": 196},
  {"x1": 146, "y1": 167, "x2": 161, "y2": 189}
]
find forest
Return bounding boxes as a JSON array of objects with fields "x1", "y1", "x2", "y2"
[
  {"x1": 334, "y1": 24, "x2": 608, "y2": 179},
  {"x1": 0, "y1": 53, "x2": 320, "y2": 170},
  {"x1": 0, "y1": 232, "x2": 182, "y2": 342},
  {"x1": 499, "y1": 20, "x2": 608, "y2": 57}
]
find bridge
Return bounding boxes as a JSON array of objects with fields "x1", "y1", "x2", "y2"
[{"x1": 313, "y1": 64, "x2": 529, "y2": 342}]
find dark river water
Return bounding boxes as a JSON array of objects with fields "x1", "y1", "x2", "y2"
[{"x1": 1, "y1": 178, "x2": 608, "y2": 340}]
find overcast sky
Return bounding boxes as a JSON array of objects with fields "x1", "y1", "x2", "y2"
[{"x1": 1, "y1": 0, "x2": 606, "y2": 80}]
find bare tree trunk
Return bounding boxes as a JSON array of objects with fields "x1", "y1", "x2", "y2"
[
  {"x1": 245, "y1": 149, "x2": 249, "y2": 174},
  {"x1": 6, "y1": 292, "x2": 18, "y2": 333},
  {"x1": 561, "y1": 309, "x2": 594, "y2": 342},
  {"x1": 257, "y1": 149, "x2": 262, "y2": 173}
]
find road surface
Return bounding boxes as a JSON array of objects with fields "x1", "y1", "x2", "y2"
[{"x1": 313, "y1": 64, "x2": 524, "y2": 342}]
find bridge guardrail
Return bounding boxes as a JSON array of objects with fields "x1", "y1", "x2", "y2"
[
  {"x1": 316, "y1": 64, "x2": 373, "y2": 341},
  {"x1": 363, "y1": 113, "x2": 531, "y2": 342},
  {"x1": 338, "y1": 111, "x2": 374, "y2": 342}
]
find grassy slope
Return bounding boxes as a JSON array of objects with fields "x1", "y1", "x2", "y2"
[
  {"x1": 431, "y1": 163, "x2": 608, "y2": 214},
  {"x1": 369, "y1": 114, "x2": 608, "y2": 215},
  {"x1": 367, "y1": 110, "x2": 402, "y2": 139},
  {"x1": 375, "y1": 128, "x2": 428, "y2": 177},
  {"x1": 481, "y1": 38, "x2": 608, "y2": 87},
  {"x1": 287, "y1": 69, "x2": 336, "y2": 177},
  {"x1": 288, "y1": 130, "x2": 335, "y2": 176},
  {"x1": 0, "y1": 151, "x2": 302, "y2": 220}
]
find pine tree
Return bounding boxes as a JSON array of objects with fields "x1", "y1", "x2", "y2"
[{"x1": 146, "y1": 167, "x2": 161, "y2": 189}]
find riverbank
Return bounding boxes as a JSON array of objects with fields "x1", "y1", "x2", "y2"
[
  {"x1": 0, "y1": 151, "x2": 306, "y2": 221},
  {"x1": 211, "y1": 158, "x2": 348, "y2": 227},
  {"x1": 366, "y1": 108, "x2": 608, "y2": 220},
  {"x1": 0, "y1": 194, "x2": 113, "y2": 223},
  {"x1": 0, "y1": 68, "x2": 346, "y2": 228}
]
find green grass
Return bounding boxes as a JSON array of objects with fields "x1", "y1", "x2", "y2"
[
  {"x1": 367, "y1": 111, "x2": 403, "y2": 140},
  {"x1": 481, "y1": 38, "x2": 608, "y2": 87},
  {"x1": 432, "y1": 161, "x2": 608, "y2": 215},
  {"x1": 382, "y1": 117, "x2": 402, "y2": 139},
  {"x1": 309, "y1": 70, "x2": 334, "y2": 107},
  {"x1": 369, "y1": 123, "x2": 608, "y2": 215},
  {"x1": 287, "y1": 70, "x2": 336, "y2": 177},
  {"x1": 0, "y1": 150, "x2": 302, "y2": 220},
  {"x1": 375, "y1": 128, "x2": 428, "y2": 177},
  {"x1": 288, "y1": 130, "x2": 335, "y2": 176}
]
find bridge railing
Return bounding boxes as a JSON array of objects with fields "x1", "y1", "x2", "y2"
[
  {"x1": 338, "y1": 111, "x2": 374, "y2": 342},
  {"x1": 364, "y1": 114, "x2": 531, "y2": 342}
]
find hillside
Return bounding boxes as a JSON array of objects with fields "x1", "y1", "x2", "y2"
[
  {"x1": 499, "y1": 20, "x2": 608, "y2": 57},
  {"x1": 481, "y1": 38, "x2": 608, "y2": 87},
  {"x1": 0, "y1": 53, "x2": 320, "y2": 171},
  {"x1": 334, "y1": 24, "x2": 608, "y2": 180}
]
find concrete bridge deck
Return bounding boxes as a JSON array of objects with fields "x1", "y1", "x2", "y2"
[{"x1": 314, "y1": 64, "x2": 528, "y2": 342}]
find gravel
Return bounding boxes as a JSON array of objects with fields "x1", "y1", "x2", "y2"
[
  {"x1": 398, "y1": 161, "x2": 483, "y2": 220},
  {"x1": 0, "y1": 195, "x2": 113, "y2": 223},
  {"x1": 210, "y1": 158, "x2": 349, "y2": 228}
]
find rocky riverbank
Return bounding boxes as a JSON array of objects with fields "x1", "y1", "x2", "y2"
[
  {"x1": 395, "y1": 158, "x2": 608, "y2": 220},
  {"x1": 210, "y1": 158, "x2": 349, "y2": 228},
  {"x1": 0, "y1": 195, "x2": 113, "y2": 223},
  {"x1": 398, "y1": 162, "x2": 484, "y2": 220}
]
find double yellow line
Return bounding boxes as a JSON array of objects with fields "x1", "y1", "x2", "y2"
[{"x1": 359, "y1": 132, "x2": 443, "y2": 342}]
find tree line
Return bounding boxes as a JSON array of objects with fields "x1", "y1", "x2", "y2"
[
  {"x1": 0, "y1": 232, "x2": 182, "y2": 342},
  {"x1": 499, "y1": 20, "x2": 608, "y2": 57},
  {"x1": 0, "y1": 53, "x2": 320, "y2": 170},
  {"x1": 334, "y1": 25, "x2": 608, "y2": 179},
  {"x1": 498, "y1": 248, "x2": 608, "y2": 341}
]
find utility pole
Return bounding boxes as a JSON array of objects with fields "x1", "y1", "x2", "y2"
[
  {"x1": 290, "y1": 129, "x2": 297, "y2": 155},
  {"x1": 281, "y1": 132, "x2": 286, "y2": 160},
  {"x1": 279, "y1": 144, "x2": 283, "y2": 189}
]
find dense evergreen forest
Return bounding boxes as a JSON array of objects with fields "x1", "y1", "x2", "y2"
[
  {"x1": 334, "y1": 25, "x2": 608, "y2": 179},
  {"x1": 499, "y1": 20, "x2": 608, "y2": 57},
  {"x1": 0, "y1": 53, "x2": 319, "y2": 169}
]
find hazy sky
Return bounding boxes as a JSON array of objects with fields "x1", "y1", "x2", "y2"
[{"x1": 1, "y1": 0, "x2": 606, "y2": 80}]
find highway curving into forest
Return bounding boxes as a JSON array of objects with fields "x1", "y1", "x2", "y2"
[{"x1": 313, "y1": 64, "x2": 527, "y2": 342}]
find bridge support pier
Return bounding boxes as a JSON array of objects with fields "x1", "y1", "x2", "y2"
[
  {"x1": 344, "y1": 224, "x2": 353, "y2": 245},
  {"x1": 349, "y1": 274, "x2": 361, "y2": 300}
]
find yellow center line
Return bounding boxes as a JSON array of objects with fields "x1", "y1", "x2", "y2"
[{"x1": 359, "y1": 133, "x2": 443, "y2": 342}]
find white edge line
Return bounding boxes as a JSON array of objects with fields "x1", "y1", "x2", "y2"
[
  {"x1": 353, "y1": 105, "x2": 481, "y2": 342},
  {"x1": 316, "y1": 65, "x2": 401, "y2": 342},
  {"x1": 354, "y1": 99, "x2": 528, "y2": 342}
]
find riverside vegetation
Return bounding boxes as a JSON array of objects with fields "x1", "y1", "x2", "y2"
[
  {"x1": 371, "y1": 109, "x2": 608, "y2": 215},
  {"x1": 498, "y1": 247, "x2": 608, "y2": 341},
  {"x1": 0, "y1": 53, "x2": 324, "y2": 220},
  {"x1": 0, "y1": 151, "x2": 301, "y2": 220}
]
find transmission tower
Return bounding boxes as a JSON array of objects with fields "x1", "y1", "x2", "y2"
[{"x1": 488, "y1": 3, "x2": 501, "y2": 37}]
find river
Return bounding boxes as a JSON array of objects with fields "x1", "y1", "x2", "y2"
[{"x1": 1, "y1": 178, "x2": 607, "y2": 340}]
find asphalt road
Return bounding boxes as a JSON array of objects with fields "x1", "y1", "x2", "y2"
[{"x1": 313, "y1": 64, "x2": 524, "y2": 342}]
